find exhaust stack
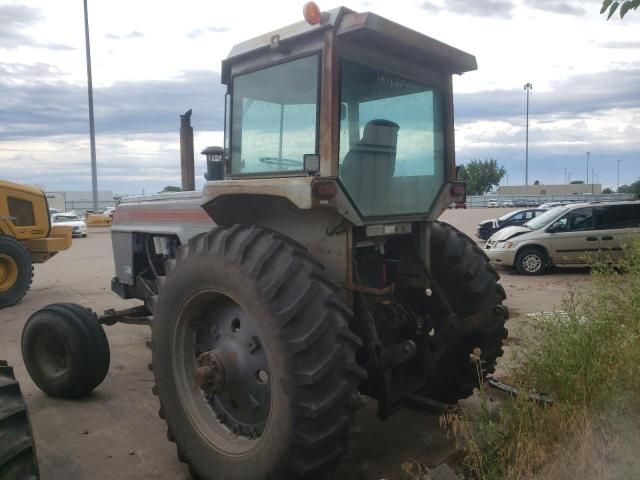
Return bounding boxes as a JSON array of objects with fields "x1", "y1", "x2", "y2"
[{"x1": 180, "y1": 109, "x2": 195, "y2": 191}]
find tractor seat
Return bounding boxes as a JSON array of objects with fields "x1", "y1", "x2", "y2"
[{"x1": 340, "y1": 119, "x2": 400, "y2": 212}]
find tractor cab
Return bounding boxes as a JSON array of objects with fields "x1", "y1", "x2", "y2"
[{"x1": 203, "y1": 4, "x2": 474, "y2": 223}]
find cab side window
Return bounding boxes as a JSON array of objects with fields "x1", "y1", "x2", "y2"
[
  {"x1": 7, "y1": 197, "x2": 35, "y2": 227},
  {"x1": 595, "y1": 205, "x2": 640, "y2": 230}
]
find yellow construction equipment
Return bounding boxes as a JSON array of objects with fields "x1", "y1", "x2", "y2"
[{"x1": 0, "y1": 180, "x2": 72, "y2": 308}]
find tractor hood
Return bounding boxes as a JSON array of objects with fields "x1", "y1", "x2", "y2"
[{"x1": 489, "y1": 225, "x2": 531, "y2": 242}]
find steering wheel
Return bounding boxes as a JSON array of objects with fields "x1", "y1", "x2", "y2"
[{"x1": 259, "y1": 157, "x2": 303, "y2": 168}]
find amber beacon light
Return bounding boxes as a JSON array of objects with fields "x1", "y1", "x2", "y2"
[{"x1": 303, "y1": 2, "x2": 328, "y2": 25}]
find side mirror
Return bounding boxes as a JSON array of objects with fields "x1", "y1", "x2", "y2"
[{"x1": 547, "y1": 222, "x2": 563, "y2": 234}]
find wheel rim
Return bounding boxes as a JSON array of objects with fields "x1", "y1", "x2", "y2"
[
  {"x1": 0, "y1": 254, "x2": 18, "y2": 292},
  {"x1": 522, "y1": 253, "x2": 543, "y2": 273},
  {"x1": 173, "y1": 291, "x2": 271, "y2": 455},
  {"x1": 35, "y1": 332, "x2": 69, "y2": 378}
]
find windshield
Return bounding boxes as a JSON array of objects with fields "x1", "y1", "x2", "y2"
[
  {"x1": 338, "y1": 60, "x2": 444, "y2": 217},
  {"x1": 230, "y1": 55, "x2": 319, "y2": 174},
  {"x1": 498, "y1": 211, "x2": 517, "y2": 221},
  {"x1": 54, "y1": 215, "x2": 80, "y2": 222},
  {"x1": 524, "y1": 206, "x2": 567, "y2": 230}
]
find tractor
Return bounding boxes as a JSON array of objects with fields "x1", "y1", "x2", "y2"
[{"x1": 21, "y1": 4, "x2": 508, "y2": 479}]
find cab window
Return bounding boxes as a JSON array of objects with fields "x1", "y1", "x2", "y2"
[{"x1": 7, "y1": 197, "x2": 35, "y2": 227}]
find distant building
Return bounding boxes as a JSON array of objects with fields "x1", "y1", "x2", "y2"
[
  {"x1": 497, "y1": 184, "x2": 602, "y2": 196},
  {"x1": 45, "y1": 191, "x2": 116, "y2": 213}
]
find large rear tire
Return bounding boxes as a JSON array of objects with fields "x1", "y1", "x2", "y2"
[
  {"x1": 150, "y1": 225, "x2": 365, "y2": 480},
  {"x1": 427, "y1": 221, "x2": 509, "y2": 403},
  {"x1": 0, "y1": 236, "x2": 33, "y2": 309},
  {"x1": 0, "y1": 360, "x2": 39, "y2": 479}
]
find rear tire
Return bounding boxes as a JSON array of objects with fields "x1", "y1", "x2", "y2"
[
  {"x1": 150, "y1": 225, "x2": 365, "y2": 480},
  {"x1": 427, "y1": 222, "x2": 509, "y2": 403},
  {"x1": 0, "y1": 236, "x2": 33, "y2": 309},
  {"x1": 22, "y1": 303, "x2": 110, "y2": 398},
  {"x1": 0, "y1": 360, "x2": 39, "y2": 479}
]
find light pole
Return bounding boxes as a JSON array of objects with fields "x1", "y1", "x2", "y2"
[
  {"x1": 586, "y1": 151, "x2": 590, "y2": 186},
  {"x1": 568, "y1": 172, "x2": 572, "y2": 183},
  {"x1": 617, "y1": 159, "x2": 621, "y2": 189},
  {"x1": 83, "y1": 0, "x2": 98, "y2": 213},
  {"x1": 564, "y1": 167, "x2": 567, "y2": 184},
  {"x1": 524, "y1": 83, "x2": 533, "y2": 192},
  {"x1": 592, "y1": 168, "x2": 595, "y2": 194}
]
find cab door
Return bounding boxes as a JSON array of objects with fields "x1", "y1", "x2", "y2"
[{"x1": 547, "y1": 207, "x2": 598, "y2": 265}]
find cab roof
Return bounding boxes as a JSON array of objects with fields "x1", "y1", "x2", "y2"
[{"x1": 221, "y1": 6, "x2": 477, "y2": 83}]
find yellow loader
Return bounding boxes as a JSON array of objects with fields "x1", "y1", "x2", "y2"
[{"x1": 0, "y1": 180, "x2": 72, "y2": 308}]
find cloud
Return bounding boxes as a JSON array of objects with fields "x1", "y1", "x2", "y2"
[
  {"x1": 523, "y1": 0, "x2": 586, "y2": 16},
  {"x1": 420, "y1": 0, "x2": 515, "y2": 19},
  {"x1": 105, "y1": 31, "x2": 144, "y2": 40},
  {"x1": 598, "y1": 41, "x2": 640, "y2": 49},
  {"x1": 0, "y1": 4, "x2": 42, "y2": 48},
  {"x1": 0, "y1": 66, "x2": 226, "y2": 140},
  {"x1": 454, "y1": 68, "x2": 640, "y2": 123},
  {"x1": 0, "y1": 3, "x2": 75, "y2": 51},
  {"x1": 186, "y1": 26, "x2": 229, "y2": 39}
]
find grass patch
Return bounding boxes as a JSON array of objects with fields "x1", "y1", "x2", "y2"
[{"x1": 447, "y1": 244, "x2": 640, "y2": 479}]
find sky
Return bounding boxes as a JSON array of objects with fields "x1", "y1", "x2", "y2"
[{"x1": 0, "y1": 0, "x2": 638, "y2": 195}]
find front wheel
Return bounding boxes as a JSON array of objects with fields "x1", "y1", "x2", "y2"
[
  {"x1": 0, "y1": 236, "x2": 33, "y2": 308},
  {"x1": 150, "y1": 225, "x2": 365, "y2": 480},
  {"x1": 22, "y1": 303, "x2": 110, "y2": 398},
  {"x1": 515, "y1": 248, "x2": 548, "y2": 275}
]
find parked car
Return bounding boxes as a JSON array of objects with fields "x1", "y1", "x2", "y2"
[
  {"x1": 515, "y1": 199, "x2": 528, "y2": 207},
  {"x1": 485, "y1": 201, "x2": 640, "y2": 275},
  {"x1": 103, "y1": 207, "x2": 116, "y2": 218},
  {"x1": 527, "y1": 200, "x2": 540, "y2": 207},
  {"x1": 51, "y1": 212, "x2": 88, "y2": 237},
  {"x1": 487, "y1": 199, "x2": 499, "y2": 208},
  {"x1": 538, "y1": 202, "x2": 562, "y2": 210},
  {"x1": 477, "y1": 208, "x2": 546, "y2": 241},
  {"x1": 501, "y1": 200, "x2": 514, "y2": 207}
]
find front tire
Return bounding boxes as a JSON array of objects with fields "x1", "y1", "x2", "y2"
[
  {"x1": 0, "y1": 360, "x2": 39, "y2": 479},
  {"x1": 0, "y1": 236, "x2": 33, "y2": 308},
  {"x1": 22, "y1": 303, "x2": 110, "y2": 398},
  {"x1": 151, "y1": 225, "x2": 365, "y2": 480},
  {"x1": 427, "y1": 222, "x2": 509, "y2": 403},
  {"x1": 515, "y1": 248, "x2": 548, "y2": 275}
]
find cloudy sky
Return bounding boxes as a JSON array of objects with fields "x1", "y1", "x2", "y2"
[{"x1": 0, "y1": 0, "x2": 638, "y2": 194}]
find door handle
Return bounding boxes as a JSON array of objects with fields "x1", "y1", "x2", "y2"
[
  {"x1": 586, "y1": 237, "x2": 598, "y2": 241},
  {"x1": 601, "y1": 236, "x2": 613, "y2": 241}
]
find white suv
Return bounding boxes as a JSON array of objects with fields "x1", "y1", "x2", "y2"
[{"x1": 485, "y1": 201, "x2": 640, "y2": 274}]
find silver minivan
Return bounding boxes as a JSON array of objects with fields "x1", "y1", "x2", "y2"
[{"x1": 485, "y1": 201, "x2": 640, "y2": 274}]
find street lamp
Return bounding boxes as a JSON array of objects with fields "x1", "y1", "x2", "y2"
[
  {"x1": 586, "y1": 151, "x2": 590, "y2": 185},
  {"x1": 83, "y1": 0, "x2": 98, "y2": 214},
  {"x1": 524, "y1": 83, "x2": 533, "y2": 192},
  {"x1": 618, "y1": 159, "x2": 622, "y2": 189}
]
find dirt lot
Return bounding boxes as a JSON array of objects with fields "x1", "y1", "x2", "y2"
[{"x1": 0, "y1": 209, "x2": 591, "y2": 479}]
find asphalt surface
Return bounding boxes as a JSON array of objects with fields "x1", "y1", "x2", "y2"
[{"x1": 0, "y1": 210, "x2": 590, "y2": 479}]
